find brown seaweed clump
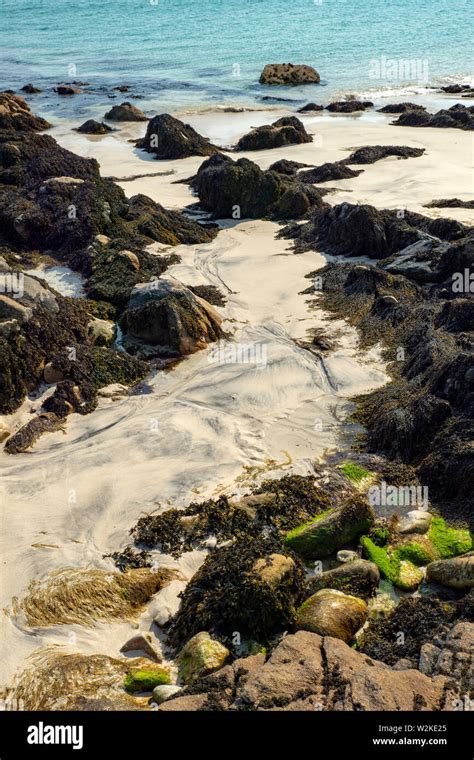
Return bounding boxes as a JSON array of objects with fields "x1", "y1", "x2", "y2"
[
  {"x1": 167, "y1": 536, "x2": 307, "y2": 650},
  {"x1": 11, "y1": 567, "x2": 176, "y2": 628},
  {"x1": 358, "y1": 595, "x2": 474, "y2": 666},
  {"x1": 129, "y1": 475, "x2": 332, "y2": 558}
]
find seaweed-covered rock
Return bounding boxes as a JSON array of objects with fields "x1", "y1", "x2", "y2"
[
  {"x1": 259, "y1": 64, "x2": 320, "y2": 86},
  {"x1": 167, "y1": 537, "x2": 307, "y2": 648},
  {"x1": 306, "y1": 558, "x2": 380, "y2": 599},
  {"x1": 295, "y1": 588, "x2": 368, "y2": 642},
  {"x1": 425, "y1": 198, "x2": 474, "y2": 209},
  {"x1": 326, "y1": 100, "x2": 373, "y2": 113},
  {"x1": 123, "y1": 193, "x2": 218, "y2": 246},
  {"x1": 0, "y1": 92, "x2": 51, "y2": 132},
  {"x1": 21, "y1": 84, "x2": 42, "y2": 94},
  {"x1": 426, "y1": 553, "x2": 474, "y2": 590},
  {"x1": 298, "y1": 161, "x2": 363, "y2": 183},
  {"x1": 4, "y1": 412, "x2": 65, "y2": 454},
  {"x1": 343, "y1": 145, "x2": 425, "y2": 164},
  {"x1": 268, "y1": 158, "x2": 312, "y2": 175},
  {"x1": 104, "y1": 102, "x2": 147, "y2": 121},
  {"x1": 392, "y1": 104, "x2": 474, "y2": 130},
  {"x1": 119, "y1": 279, "x2": 223, "y2": 356},
  {"x1": 178, "y1": 632, "x2": 230, "y2": 684},
  {"x1": 123, "y1": 665, "x2": 171, "y2": 693},
  {"x1": 195, "y1": 155, "x2": 325, "y2": 220},
  {"x1": 361, "y1": 537, "x2": 424, "y2": 591},
  {"x1": 297, "y1": 103, "x2": 324, "y2": 112},
  {"x1": 284, "y1": 498, "x2": 374, "y2": 559},
  {"x1": 235, "y1": 117, "x2": 312, "y2": 151},
  {"x1": 137, "y1": 113, "x2": 220, "y2": 159},
  {"x1": 377, "y1": 103, "x2": 427, "y2": 114},
  {"x1": 76, "y1": 119, "x2": 113, "y2": 135}
]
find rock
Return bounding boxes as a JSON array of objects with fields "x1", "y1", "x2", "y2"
[
  {"x1": 268, "y1": 159, "x2": 312, "y2": 175},
  {"x1": 177, "y1": 632, "x2": 230, "y2": 684},
  {"x1": 76, "y1": 119, "x2": 112, "y2": 135},
  {"x1": 337, "y1": 549, "x2": 358, "y2": 563},
  {"x1": 398, "y1": 560, "x2": 425, "y2": 590},
  {"x1": 296, "y1": 588, "x2": 368, "y2": 642},
  {"x1": 120, "y1": 279, "x2": 223, "y2": 356},
  {"x1": 0, "y1": 295, "x2": 32, "y2": 323},
  {"x1": 4, "y1": 412, "x2": 65, "y2": 454},
  {"x1": 307, "y1": 559, "x2": 380, "y2": 599},
  {"x1": 0, "y1": 91, "x2": 51, "y2": 132},
  {"x1": 21, "y1": 84, "x2": 42, "y2": 94},
  {"x1": 425, "y1": 198, "x2": 474, "y2": 209},
  {"x1": 377, "y1": 103, "x2": 426, "y2": 114},
  {"x1": 426, "y1": 622, "x2": 474, "y2": 696},
  {"x1": 398, "y1": 510, "x2": 432, "y2": 535},
  {"x1": 97, "y1": 383, "x2": 128, "y2": 399},
  {"x1": 137, "y1": 113, "x2": 220, "y2": 159},
  {"x1": 123, "y1": 193, "x2": 218, "y2": 246},
  {"x1": 326, "y1": 100, "x2": 373, "y2": 113},
  {"x1": 195, "y1": 154, "x2": 325, "y2": 220},
  {"x1": 252, "y1": 553, "x2": 296, "y2": 589},
  {"x1": 236, "y1": 631, "x2": 449, "y2": 710},
  {"x1": 392, "y1": 104, "x2": 474, "y2": 131},
  {"x1": 426, "y1": 553, "x2": 474, "y2": 589},
  {"x1": 298, "y1": 161, "x2": 363, "y2": 183},
  {"x1": 152, "y1": 684, "x2": 183, "y2": 704},
  {"x1": 86, "y1": 317, "x2": 116, "y2": 346},
  {"x1": 117, "y1": 250, "x2": 140, "y2": 271},
  {"x1": 104, "y1": 102, "x2": 147, "y2": 121},
  {"x1": 54, "y1": 85, "x2": 82, "y2": 95},
  {"x1": 18, "y1": 274, "x2": 59, "y2": 312},
  {"x1": 123, "y1": 664, "x2": 171, "y2": 693},
  {"x1": 440, "y1": 84, "x2": 474, "y2": 94},
  {"x1": 158, "y1": 693, "x2": 209, "y2": 711},
  {"x1": 120, "y1": 633, "x2": 162, "y2": 662},
  {"x1": 43, "y1": 362, "x2": 65, "y2": 384},
  {"x1": 418, "y1": 643, "x2": 441, "y2": 675},
  {"x1": 284, "y1": 498, "x2": 374, "y2": 559},
  {"x1": 259, "y1": 64, "x2": 320, "y2": 86},
  {"x1": 367, "y1": 588, "x2": 397, "y2": 619},
  {"x1": 343, "y1": 145, "x2": 425, "y2": 164},
  {"x1": 235, "y1": 116, "x2": 312, "y2": 151},
  {"x1": 297, "y1": 103, "x2": 324, "y2": 112}
]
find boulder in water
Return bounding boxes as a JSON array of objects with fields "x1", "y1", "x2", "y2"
[
  {"x1": 259, "y1": 63, "x2": 320, "y2": 86},
  {"x1": 104, "y1": 101, "x2": 147, "y2": 121}
]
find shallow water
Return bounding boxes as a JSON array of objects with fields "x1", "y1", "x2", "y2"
[{"x1": 1, "y1": 0, "x2": 472, "y2": 116}]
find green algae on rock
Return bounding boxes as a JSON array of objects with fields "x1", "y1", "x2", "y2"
[
  {"x1": 177, "y1": 632, "x2": 230, "y2": 684},
  {"x1": 295, "y1": 588, "x2": 368, "y2": 643},
  {"x1": 124, "y1": 667, "x2": 171, "y2": 693},
  {"x1": 428, "y1": 517, "x2": 473, "y2": 559},
  {"x1": 360, "y1": 536, "x2": 424, "y2": 591},
  {"x1": 284, "y1": 498, "x2": 374, "y2": 559}
]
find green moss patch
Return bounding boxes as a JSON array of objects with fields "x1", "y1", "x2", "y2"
[
  {"x1": 361, "y1": 537, "x2": 423, "y2": 591},
  {"x1": 284, "y1": 509, "x2": 333, "y2": 543},
  {"x1": 123, "y1": 668, "x2": 170, "y2": 693},
  {"x1": 428, "y1": 517, "x2": 472, "y2": 559},
  {"x1": 340, "y1": 462, "x2": 372, "y2": 484}
]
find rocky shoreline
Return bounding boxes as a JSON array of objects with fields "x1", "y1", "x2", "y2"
[{"x1": 0, "y1": 90, "x2": 472, "y2": 712}]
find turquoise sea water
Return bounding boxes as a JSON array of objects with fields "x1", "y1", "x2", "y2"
[{"x1": 1, "y1": 0, "x2": 473, "y2": 115}]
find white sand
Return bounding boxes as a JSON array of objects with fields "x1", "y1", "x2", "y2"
[{"x1": 1, "y1": 108, "x2": 472, "y2": 686}]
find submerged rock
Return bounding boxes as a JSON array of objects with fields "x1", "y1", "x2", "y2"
[
  {"x1": 259, "y1": 63, "x2": 320, "y2": 86},
  {"x1": 235, "y1": 116, "x2": 312, "y2": 151},
  {"x1": 120, "y1": 279, "x2": 223, "y2": 356},
  {"x1": 137, "y1": 113, "x2": 220, "y2": 159},
  {"x1": 296, "y1": 588, "x2": 368, "y2": 642},
  {"x1": 104, "y1": 101, "x2": 147, "y2": 121},
  {"x1": 178, "y1": 632, "x2": 230, "y2": 684},
  {"x1": 120, "y1": 633, "x2": 162, "y2": 662},
  {"x1": 21, "y1": 84, "x2": 42, "y2": 94}
]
